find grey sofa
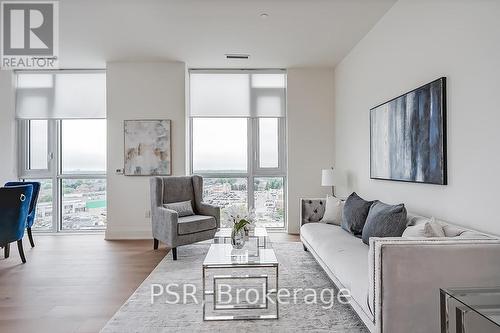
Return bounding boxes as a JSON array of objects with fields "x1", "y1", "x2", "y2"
[
  {"x1": 150, "y1": 176, "x2": 220, "y2": 260},
  {"x1": 300, "y1": 198, "x2": 500, "y2": 333}
]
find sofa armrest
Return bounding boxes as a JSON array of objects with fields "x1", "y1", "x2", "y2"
[
  {"x1": 369, "y1": 237, "x2": 500, "y2": 333},
  {"x1": 300, "y1": 198, "x2": 326, "y2": 227},
  {"x1": 197, "y1": 202, "x2": 220, "y2": 228},
  {"x1": 151, "y1": 206, "x2": 178, "y2": 246}
]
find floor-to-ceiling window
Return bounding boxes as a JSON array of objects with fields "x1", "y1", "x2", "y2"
[
  {"x1": 189, "y1": 70, "x2": 286, "y2": 229},
  {"x1": 16, "y1": 71, "x2": 107, "y2": 232}
]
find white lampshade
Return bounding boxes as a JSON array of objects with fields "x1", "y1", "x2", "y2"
[{"x1": 321, "y1": 168, "x2": 335, "y2": 186}]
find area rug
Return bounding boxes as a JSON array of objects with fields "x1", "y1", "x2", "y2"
[{"x1": 101, "y1": 241, "x2": 368, "y2": 333}]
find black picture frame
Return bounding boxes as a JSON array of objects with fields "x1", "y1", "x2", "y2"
[{"x1": 369, "y1": 77, "x2": 447, "y2": 185}]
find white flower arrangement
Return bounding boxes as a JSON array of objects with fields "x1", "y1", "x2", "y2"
[{"x1": 226, "y1": 205, "x2": 256, "y2": 234}]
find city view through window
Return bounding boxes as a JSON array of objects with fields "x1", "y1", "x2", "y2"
[
  {"x1": 62, "y1": 179, "x2": 106, "y2": 230},
  {"x1": 32, "y1": 179, "x2": 52, "y2": 230},
  {"x1": 202, "y1": 177, "x2": 284, "y2": 228},
  {"x1": 18, "y1": 72, "x2": 108, "y2": 233},
  {"x1": 254, "y1": 177, "x2": 284, "y2": 227},
  {"x1": 192, "y1": 116, "x2": 286, "y2": 228},
  {"x1": 190, "y1": 71, "x2": 287, "y2": 229},
  {"x1": 28, "y1": 119, "x2": 107, "y2": 232},
  {"x1": 32, "y1": 179, "x2": 107, "y2": 231}
]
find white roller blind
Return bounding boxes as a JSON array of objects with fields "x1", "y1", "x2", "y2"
[
  {"x1": 189, "y1": 71, "x2": 285, "y2": 117},
  {"x1": 16, "y1": 71, "x2": 106, "y2": 119}
]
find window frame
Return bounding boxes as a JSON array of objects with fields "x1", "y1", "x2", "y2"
[
  {"x1": 188, "y1": 69, "x2": 287, "y2": 230},
  {"x1": 252, "y1": 117, "x2": 286, "y2": 175},
  {"x1": 18, "y1": 118, "x2": 107, "y2": 233},
  {"x1": 18, "y1": 119, "x2": 56, "y2": 178}
]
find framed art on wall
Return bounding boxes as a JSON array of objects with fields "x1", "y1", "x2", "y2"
[
  {"x1": 124, "y1": 119, "x2": 172, "y2": 176},
  {"x1": 370, "y1": 77, "x2": 447, "y2": 185}
]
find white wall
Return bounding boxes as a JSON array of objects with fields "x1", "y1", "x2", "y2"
[
  {"x1": 106, "y1": 62, "x2": 186, "y2": 239},
  {"x1": 287, "y1": 68, "x2": 335, "y2": 234},
  {"x1": 1, "y1": 63, "x2": 336, "y2": 238},
  {"x1": 0, "y1": 70, "x2": 16, "y2": 184},
  {"x1": 106, "y1": 65, "x2": 334, "y2": 237},
  {"x1": 333, "y1": 0, "x2": 500, "y2": 235}
]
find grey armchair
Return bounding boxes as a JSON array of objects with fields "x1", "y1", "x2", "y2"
[{"x1": 150, "y1": 175, "x2": 220, "y2": 260}]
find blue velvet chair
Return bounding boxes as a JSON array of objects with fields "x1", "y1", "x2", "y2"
[
  {"x1": 0, "y1": 185, "x2": 33, "y2": 263},
  {"x1": 4, "y1": 181, "x2": 40, "y2": 247}
]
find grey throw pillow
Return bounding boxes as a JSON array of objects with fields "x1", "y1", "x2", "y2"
[
  {"x1": 341, "y1": 192, "x2": 375, "y2": 236},
  {"x1": 361, "y1": 201, "x2": 407, "y2": 245},
  {"x1": 163, "y1": 200, "x2": 194, "y2": 217}
]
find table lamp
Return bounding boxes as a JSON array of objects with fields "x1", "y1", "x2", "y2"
[{"x1": 321, "y1": 167, "x2": 335, "y2": 196}]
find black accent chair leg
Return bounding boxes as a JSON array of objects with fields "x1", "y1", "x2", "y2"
[
  {"x1": 4, "y1": 243, "x2": 10, "y2": 258},
  {"x1": 27, "y1": 227, "x2": 35, "y2": 248},
  {"x1": 303, "y1": 244, "x2": 308, "y2": 252},
  {"x1": 17, "y1": 240, "x2": 26, "y2": 263},
  {"x1": 172, "y1": 247, "x2": 177, "y2": 260},
  {"x1": 153, "y1": 238, "x2": 159, "y2": 250}
]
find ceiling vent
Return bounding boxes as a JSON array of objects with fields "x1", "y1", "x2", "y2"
[{"x1": 225, "y1": 54, "x2": 250, "y2": 60}]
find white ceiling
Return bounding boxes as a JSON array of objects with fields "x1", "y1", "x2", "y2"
[{"x1": 58, "y1": 0, "x2": 396, "y2": 68}]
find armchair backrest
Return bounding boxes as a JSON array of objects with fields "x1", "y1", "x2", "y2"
[
  {"x1": 0, "y1": 185, "x2": 33, "y2": 246},
  {"x1": 150, "y1": 176, "x2": 204, "y2": 211},
  {"x1": 162, "y1": 176, "x2": 195, "y2": 204}
]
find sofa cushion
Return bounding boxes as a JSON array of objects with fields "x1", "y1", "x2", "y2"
[
  {"x1": 177, "y1": 215, "x2": 216, "y2": 235},
  {"x1": 362, "y1": 201, "x2": 407, "y2": 245},
  {"x1": 301, "y1": 223, "x2": 372, "y2": 320},
  {"x1": 163, "y1": 200, "x2": 194, "y2": 217},
  {"x1": 342, "y1": 192, "x2": 375, "y2": 236},
  {"x1": 320, "y1": 195, "x2": 343, "y2": 225}
]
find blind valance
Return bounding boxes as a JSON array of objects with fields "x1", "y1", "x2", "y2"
[
  {"x1": 189, "y1": 71, "x2": 286, "y2": 117},
  {"x1": 16, "y1": 71, "x2": 106, "y2": 119}
]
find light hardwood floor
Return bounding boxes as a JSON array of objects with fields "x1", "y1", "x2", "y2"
[{"x1": 0, "y1": 232, "x2": 299, "y2": 333}]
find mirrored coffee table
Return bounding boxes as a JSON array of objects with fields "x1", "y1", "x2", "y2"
[
  {"x1": 214, "y1": 227, "x2": 269, "y2": 248},
  {"x1": 440, "y1": 287, "x2": 500, "y2": 332},
  {"x1": 202, "y1": 243, "x2": 279, "y2": 321}
]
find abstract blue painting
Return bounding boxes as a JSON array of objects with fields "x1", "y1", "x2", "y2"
[{"x1": 370, "y1": 77, "x2": 447, "y2": 185}]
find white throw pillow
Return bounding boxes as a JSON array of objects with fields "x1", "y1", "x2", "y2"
[
  {"x1": 427, "y1": 217, "x2": 445, "y2": 237},
  {"x1": 402, "y1": 217, "x2": 445, "y2": 237},
  {"x1": 320, "y1": 195, "x2": 343, "y2": 225}
]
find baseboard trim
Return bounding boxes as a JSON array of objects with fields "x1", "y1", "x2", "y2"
[{"x1": 105, "y1": 229, "x2": 152, "y2": 240}]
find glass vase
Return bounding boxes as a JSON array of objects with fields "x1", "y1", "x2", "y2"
[{"x1": 231, "y1": 228, "x2": 246, "y2": 249}]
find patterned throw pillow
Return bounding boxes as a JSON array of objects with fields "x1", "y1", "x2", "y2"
[{"x1": 163, "y1": 200, "x2": 194, "y2": 217}]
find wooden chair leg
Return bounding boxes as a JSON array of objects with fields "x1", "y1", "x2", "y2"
[
  {"x1": 17, "y1": 240, "x2": 26, "y2": 264},
  {"x1": 4, "y1": 243, "x2": 10, "y2": 258},
  {"x1": 172, "y1": 247, "x2": 177, "y2": 260},
  {"x1": 153, "y1": 238, "x2": 159, "y2": 250},
  {"x1": 27, "y1": 227, "x2": 35, "y2": 247}
]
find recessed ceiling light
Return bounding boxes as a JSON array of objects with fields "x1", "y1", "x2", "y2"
[{"x1": 260, "y1": 13, "x2": 269, "y2": 19}]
